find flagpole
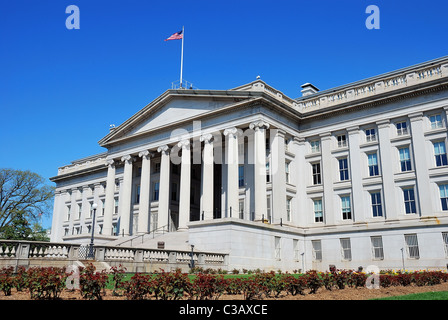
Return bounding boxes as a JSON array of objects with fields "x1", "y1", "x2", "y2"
[{"x1": 180, "y1": 26, "x2": 184, "y2": 88}]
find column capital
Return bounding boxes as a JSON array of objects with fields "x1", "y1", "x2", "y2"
[
  {"x1": 138, "y1": 150, "x2": 154, "y2": 159},
  {"x1": 319, "y1": 132, "x2": 332, "y2": 139},
  {"x1": 200, "y1": 133, "x2": 214, "y2": 144},
  {"x1": 293, "y1": 136, "x2": 305, "y2": 144},
  {"x1": 249, "y1": 120, "x2": 270, "y2": 131},
  {"x1": 178, "y1": 139, "x2": 191, "y2": 149},
  {"x1": 409, "y1": 112, "x2": 423, "y2": 122},
  {"x1": 106, "y1": 159, "x2": 115, "y2": 167},
  {"x1": 346, "y1": 126, "x2": 360, "y2": 134},
  {"x1": 376, "y1": 119, "x2": 390, "y2": 129},
  {"x1": 223, "y1": 127, "x2": 241, "y2": 137},
  {"x1": 157, "y1": 144, "x2": 170, "y2": 154},
  {"x1": 121, "y1": 154, "x2": 134, "y2": 163}
]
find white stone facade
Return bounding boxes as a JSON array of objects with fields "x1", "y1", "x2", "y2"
[{"x1": 50, "y1": 56, "x2": 448, "y2": 271}]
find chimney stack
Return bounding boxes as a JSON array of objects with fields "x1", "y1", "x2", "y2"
[{"x1": 301, "y1": 83, "x2": 319, "y2": 96}]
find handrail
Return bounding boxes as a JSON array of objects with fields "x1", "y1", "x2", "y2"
[{"x1": 117, "y1": 225, "x2": 169, "y2": 247}]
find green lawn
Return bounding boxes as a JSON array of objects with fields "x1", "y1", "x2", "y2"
[{"x1": 372, "y1": 291, "x2": 448, "y2": 300}]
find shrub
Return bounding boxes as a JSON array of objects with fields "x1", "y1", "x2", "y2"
[
  {"x1": 152, "y1": 269, "x2": 191, "y2": 300},
  {"x1": 241, "y1": 277, "x2": 265, "y2": 300},
  {"x1": 351, "y1": 272, "x2": 367, "y2": 288},
  {"x1": 225, "y1": 277, "x2": 243, "y2": 295},
  {"x1": 109, "y1": 264, "x2": 127, "y2": 296},
  {"x1": 14, "y1": 266, "x2": 27, "y2": 292},
  {"x1": 189, "y1": 273, "x2": 227, "y2": 300},
  {"x1": 123, "y1": 273, "x2": 153, "y2": 300},
  {"x1": 0, "y1": 266, "x2": 15, "y2": 296},
  {"x1": 283, "y1": 274, "x2": 307, "y2": 296},
  {"x1": 305, "y1": 270, "x2": 322, "y2": 294},
  {"x1": 321, "y1": 272, "x2": 336, "y2": 291},
  {"x1": 79, "y1": 264, "x2": 108, "y2": 300},
  {"x1": 26, "y1": 267, "x2": 68, "y2": 299}
]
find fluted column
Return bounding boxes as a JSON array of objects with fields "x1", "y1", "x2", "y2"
[
  {"x1": 119, "y1": 154, "x2": 134, "y2": 236},
  {"x1": 103, "y1": 159, "x2": 116, "y2": 236},
  {"x1": 157, "y1": 145, "x2": 171, "y2": 230},
  {"x1": 409, "y1": 112, "x2": 432, "y2": 216},
  {"x1": 347, "y1": 126, "x2": 365, "y2": 222},
  {"x1": 138, "y1": 150, "x2": 153, "y2": 234},
  {"x1": 178, "y1": 139, "x2": 191, "y2": 230},
  {"x1": 377, "y1": 120, "x2": 397, "y2": 220},
  {"x1": 200, "y1": 133, "x2": 214, "y2": 220},
  {"x1": 250, "y1": 121, "x2": 269, "y2": 221},
  {"x1": 270, "y1": 128, "x2": 287, "y2": 223},
  {"x1": 223, "y1": 127, "x2": 240, "y2": 217}
]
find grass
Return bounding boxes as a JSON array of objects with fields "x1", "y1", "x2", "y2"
[{"x1": 372, "y1": 291, "x2": 448, "y2": 300}]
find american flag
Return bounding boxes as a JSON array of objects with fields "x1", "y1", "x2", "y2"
[{"x1": 164, "y1": 30, "x2": 183, "y2": 41}]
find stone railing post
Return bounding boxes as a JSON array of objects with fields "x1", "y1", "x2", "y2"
[{"x1": 94, "y1": 246, "x2": 106, "y2": 261}]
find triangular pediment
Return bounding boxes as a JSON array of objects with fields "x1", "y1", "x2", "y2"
[
  {"x1": 129, "y1": 97, "x2": 230, "y2": 135},
  {"x1": 99, "y1": 89, "x2": 255, "y2": 147}
]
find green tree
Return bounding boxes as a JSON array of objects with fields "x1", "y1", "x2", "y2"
[{"x1": 0, "y1": 168, "x2": 53, "y2": 240}]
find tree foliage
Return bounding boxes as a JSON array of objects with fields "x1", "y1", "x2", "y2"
[{"x1": 0, "y1": 168, "x2": 53, "y2": 239}]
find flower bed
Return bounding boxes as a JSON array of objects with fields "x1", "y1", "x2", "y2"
[{"x1": 0, "y1": 265, "x2": 447, "y2": 300}]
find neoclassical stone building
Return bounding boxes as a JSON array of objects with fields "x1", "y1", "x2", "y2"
[{"x1": 51, "y1": 56, "x2": 448, "y2": 271}]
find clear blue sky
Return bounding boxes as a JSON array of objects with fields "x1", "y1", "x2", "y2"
[{"x1": 1, "y1": 0, "x2": 448, "y2": 228}]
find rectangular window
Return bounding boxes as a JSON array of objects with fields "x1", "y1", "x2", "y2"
[
  {"x1": 312, "y1": 163, "x2": 321, "y2": 185},
  {"x1": 285, "y1": 162, "x2": 290, "y2": 183},
  {"x1": 442, "y1": 232, "x2": 448, "y2": 257},
  {"x1": 100, "y1": 199, "x2": 105, "y2": 216},
  {"x1": 439, "y1": 184, "x2": 448, "y2": 211},
  {"x1": 371, "y1": 192, "x2": 383, "y2": 217},
  {"x1": 368, "y1": 153, "x2": 379, "y2": 176},
  {"x1": 275, "y1": 237, "x2": 281, "y2": 261},
  {"x1": 266, "y1": 162, "x2": 270, "y2": 183},
  {"x1": 337, "y1": 134, "x2": 347, "y2": 148},
  {"x1": 238, "y1": 165, "x2": 244, "y2": 187},
  {"x1": 430, "y1": 114, "x2": 443, "y2": 129},
  {"x1": 396, "y1": 121, "x2": 408, "y2": 136},
  {"x1": 153, "y1": 182, "x2": 160, "y2": 201},
  {"x1": 135, "y1": 185, "x2": 141, "y2": 204},
  {"x1": 77, "y1": 203, "x2": 82, "y2": 219},
  {"x1": 154, "y1": 162, "x2": 161, "y2": 173},
  {"x1": 286, "y1": 197, "x2": 292, "y2": 221},
  {"x1": 341, "y1": 196, "x2": 352, "y2": 220},
  {"x1": 266, "y1": 195, "x2": 271, "y2": 223},
  {"x1": 365, "y1": 128, "x2": 377, "y2": 142},
  {"x1": 114, "y1": 198, "x2": 119, "y2": 214},
  {"x1": 66, "y1": 205, "x2": 71, "y2": 221},
  {"x1": 239, "y1": 199, "x2": 244, "y2": 219},
  {"x1": 340, "y1": 238, "x2": 352, "y2": 261},
  {"x1": 405, "y1": 234, "x2": 420, "y2": 259},
  {"x1": 339, "y1": 158, "x2": 349, "y2": 181},
  {"x1": 293, "y1": 239, "x2": 299, "y2": 261},
  {"x1": 399, "y1": 147, "x2": 412, "y2": 172},
  {"x1": 371, "y1": 236, "x2": 384, "y2": 260},
  {"x1": 312, "y1": 240, "x2": 322, "y2": 261},
  {"x1": 434, "y1": 141, "x2": 448, "y2": 167},
  {"x1": 314, "y1": 199, "x2": 323, "y2": 222},
  {"x1": 310, "y1": 140, "x2": 320, "y2": 153},
  {"x1": 403, "y1": 188, "x2": 416, "y2": 214}
]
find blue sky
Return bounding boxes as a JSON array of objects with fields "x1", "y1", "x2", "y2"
[{"x1": 1, "y1": 0, "x2": 448, "y2": 228}]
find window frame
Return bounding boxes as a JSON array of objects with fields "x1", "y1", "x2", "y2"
[{"x1": 367, "y1": 153, "x2": 379, "y2": 176}]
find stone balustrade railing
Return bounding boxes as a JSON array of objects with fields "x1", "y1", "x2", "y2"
[
  {"x1": 0, "y1": 239, "x2": 228, "y2": 272},
  {"x1": 296, "y1": 62, "x2": 448, "y2": 113},
  {"x1": 97, "y1": 245, "x2": 227, "y2": 267}
]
